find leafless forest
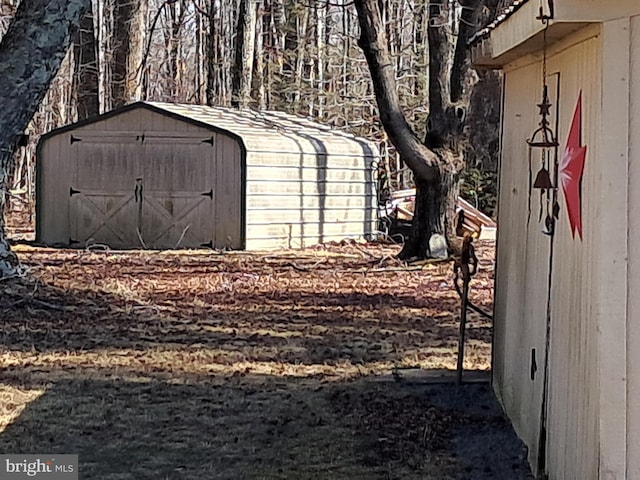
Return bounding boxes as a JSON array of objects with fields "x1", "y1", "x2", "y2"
[{"x1": 3, "y1": 0, "x2": 462, "y2": 214}]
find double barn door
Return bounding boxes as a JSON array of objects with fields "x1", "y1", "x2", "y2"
[{"x1": 68, "y1": 134, "x2": 216, "y2": 249}]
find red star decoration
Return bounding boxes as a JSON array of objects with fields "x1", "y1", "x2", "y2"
[{"x1": 558, "y1": 91, "x2": 587, "y2": 239}]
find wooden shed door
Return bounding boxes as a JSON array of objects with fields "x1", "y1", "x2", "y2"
[
  {"x1": 137, "y1": 137, "x2": 215, "y2": 249},
  {"x1": 69, "y1": 138, "x2": 141, "y2": 248},
  {"x1": 69, "y1": 135, "x2": 215, "y2": 249}
]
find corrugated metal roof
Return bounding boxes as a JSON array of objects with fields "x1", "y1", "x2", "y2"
[
  {"x1": 144, "y1": 102, "x2": 379, "y2": 157},
  {"x1": 468, "y1": 0, "x2": 531, "y2": 45}
]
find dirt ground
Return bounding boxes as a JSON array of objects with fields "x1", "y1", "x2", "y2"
[{"x1": 1, "y1": 208, "x2": 532, "y2": 479}]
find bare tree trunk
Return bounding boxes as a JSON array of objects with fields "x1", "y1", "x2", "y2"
[
  {"x1": 110, "y1": 0, "x2": 146, "y2": 107},
  {"x1": 355, "y1": 0, "x2": 496, "y2": 259},
  {"x1": 194, "y1": 0, "x2": 206, "y2": 103},
  {"x1": 354, "y1": 0, "x2": 444, "y2": 258},
  {"x1": 254, "y1": 0, "x2": 266, "y2": 109},
  {"x1": 73, "y1": 5, "x2": 99, "y2": 119},
  {"x1": 207, "y1": 0, "x2": 233, "y2": 106},
  {"x1": 260, "y1": 0, "x2": 284, "y2": 109},
  {"x1": 270, "y1": 0, "x2": 285, "y2": 74},
  {"x1": 206, "y1": 1, "x2": 219, "y2": 105},
  {"x1": 293, "y1": 8, "x2": 309, "y2": 109},
  {"x1": 0, "y1": 0, "x2": 89, "y2": 277},
  {"x1": 231, "y1": 0, "x2": 257, "y2": 108},
  {"x1": 163, "y1": 0, "x2": 185, "y2": 100},
  {"x1": 315, "y1": 1, "x2": 326, "y2": 118}
]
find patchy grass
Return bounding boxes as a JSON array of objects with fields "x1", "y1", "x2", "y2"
[{"x1": 0, "y1": 240, "x2": 531, "y2": 479}]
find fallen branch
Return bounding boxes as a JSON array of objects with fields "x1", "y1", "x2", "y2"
[
  {"x1": 29, "y1": 298, "x2": 71, "y2": 311},
  {"x1": 2, "y1": 280, "x2": 71, "y2": 311}
]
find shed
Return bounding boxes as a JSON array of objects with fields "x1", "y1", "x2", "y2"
[
  {"x1": 472, "y1": 1, "x2": 640, "y2": 479},
  {"x1": 36, "y1": 102, "x2": 378, "y2": 250}
]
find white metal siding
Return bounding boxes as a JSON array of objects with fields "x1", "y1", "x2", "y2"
[
  {"x1": 244, "y1": 150, "x2": 375, "y2": 250},
  {"x1": 150, "y1": 103, "x2": 378, "y2": 250}
]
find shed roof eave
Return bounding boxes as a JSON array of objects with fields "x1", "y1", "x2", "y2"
[
  {"x1": 470, "y1": 38, "x2": 502, "y2": 70},
  {"x1": 146, "y1": 101, "x2": 379, "y2": 155},
  {"x1": 38, "y1": 102, "x2": 381, "y2": 161},
  {"x1": 472, "y1": 20, "x2": 593, "y2": 69}
]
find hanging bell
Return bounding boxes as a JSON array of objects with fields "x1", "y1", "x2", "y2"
[
  {"x1": 527, "y1": 86, "x2": 559, "y2": 149},
  {"x1": 533, "y1": 167, "x2": 553, "y2": 189}
]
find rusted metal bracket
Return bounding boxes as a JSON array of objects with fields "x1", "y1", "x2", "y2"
[{"x1": 453, "y1": 236, "x2": 479, "y2": 385}]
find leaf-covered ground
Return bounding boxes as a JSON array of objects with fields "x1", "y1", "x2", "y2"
[{"x1": 0, "y1": 224, "x2": 532, "y2": 478}]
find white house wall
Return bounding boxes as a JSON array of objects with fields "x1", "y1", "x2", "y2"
[
  {"x1": 595, "y1": 18, "x2": 631, "y2": 479},
  {"x1": 494, "y1": 59, "x2": 550, "y2": 469},
  {"x1": 627, "y1": 14, "x2": 640, "y2": 479},
  {"x1": 544, "y1": 31, "x2": 601, "y2": 480},
  {"x1": 497, "y1": 26, "x2": 601, "y2": 478}
]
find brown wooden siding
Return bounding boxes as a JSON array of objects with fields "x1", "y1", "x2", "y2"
[{"x1": 38, "y1": 108, "x2": 243, "y2": 249}]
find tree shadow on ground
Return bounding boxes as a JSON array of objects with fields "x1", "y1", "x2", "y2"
[
  {"x1": 1, "y1": 277, "x2": 491, "y2": 369},
  {"x1": 0, "y1": 373, "x2": 532, "y2": 480},
  {"x1": 0, "y1": 246, "x2": 521, "y2": 479}
]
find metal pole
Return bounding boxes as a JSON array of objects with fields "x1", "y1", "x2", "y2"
[{"x1": 456, "y1": 275, "x2": 469, "y2": 385}]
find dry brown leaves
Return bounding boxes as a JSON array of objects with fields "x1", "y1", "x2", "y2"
[
  {"x1": 1, "y1": 240, "x2": 495, "y2": 386},
  {"x1": 0, "y1": 236, "x2": 506, "y2": 479}
]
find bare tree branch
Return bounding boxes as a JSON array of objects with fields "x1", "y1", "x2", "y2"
[{"x1": 354, "y1": 0, "x2": 439, "y2": 183}]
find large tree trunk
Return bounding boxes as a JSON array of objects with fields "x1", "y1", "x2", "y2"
[
  {"x1": 0, "y1": 0, "x2": 89, "y2": 277},
  {"x1": 354, "y1": 0, "x2": 497, "y2": 259},
  {"x1": 355, "y1": 0, "x2": 453, "y2": 259},
  {"x1": 194, "y1": 0, "x2": 207, "y2": 103},
  {"x1": 206, "y1": 0, "x2": 233, "y2": 105}
]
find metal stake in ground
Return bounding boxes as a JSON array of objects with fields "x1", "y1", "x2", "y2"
[{"x1": 454, "y1": 236, "x2": 478, "y2": 385}]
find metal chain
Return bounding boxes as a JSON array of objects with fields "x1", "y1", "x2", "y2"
[{"x1": 542, "y1": 21, "x2": 548, "y2": 88}]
